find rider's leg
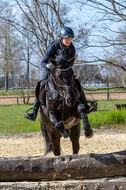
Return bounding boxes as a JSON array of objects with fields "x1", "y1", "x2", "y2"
[
  {"x1": 74, "y1": 77, "x2": 94, "y2": 113},
  {"x1": 24, "y1": 68, "x2": 49, "y2": 121},
  {"x1": 79, "y1": 87, "x2": 94, "y2": 114},
  {"x1": 24, "y1": 97, "x2": 40, "y2": 121}
]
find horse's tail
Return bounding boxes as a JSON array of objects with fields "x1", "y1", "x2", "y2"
[{"x1": 41, "y1": 123, "x2": 52, "y2": 155}]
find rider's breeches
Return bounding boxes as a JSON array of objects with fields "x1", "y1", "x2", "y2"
[{"x1": 41, "y1": 68, "x2": 50, "y2": 80}]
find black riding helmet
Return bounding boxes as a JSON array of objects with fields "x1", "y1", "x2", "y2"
[{"x1": 58, "y1": 26, "x2": 74, "y2": 39}]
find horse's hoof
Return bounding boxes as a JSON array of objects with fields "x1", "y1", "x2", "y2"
[{"x1": 84, "y1": 128, "x2": 93, "y2": 138}]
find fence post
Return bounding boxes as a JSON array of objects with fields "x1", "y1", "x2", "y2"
[
  {"x1": 107, "y1": 92, "x2": 109, "y2": 100},
  {"x1": 16, "y1": 97, "x2": 19, "y2": 104}
]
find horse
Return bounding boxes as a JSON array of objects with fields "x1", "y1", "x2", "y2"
[{"x1": 38, "y1": 62, "x2": 93, "y2": 156}]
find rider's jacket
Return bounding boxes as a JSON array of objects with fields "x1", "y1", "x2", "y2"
[{"x1": 41, "y1": 40, "x2": 75, "y2": 68}]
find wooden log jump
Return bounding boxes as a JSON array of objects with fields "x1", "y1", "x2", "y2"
[
  {"x1": 0, "y1": 177, "x2": 126, "y2": 190},
  {"x1": 0, "y1": 150, "x2": 126, "y2": 182}
]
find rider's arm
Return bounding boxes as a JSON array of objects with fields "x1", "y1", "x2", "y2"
[
  {"x1": 71, "y1": 44, "x2": 76, "y2": 58},
  {"x1": 68, "y1": 44, "x2": 76, "y2": 66},
  {"x1": 41, "y1": 43, "x2": 56, "y2": 68}
]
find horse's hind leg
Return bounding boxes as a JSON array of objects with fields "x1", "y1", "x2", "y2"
[{"x1": 70, "y1": 123, "x2": 81, "y2": 154}]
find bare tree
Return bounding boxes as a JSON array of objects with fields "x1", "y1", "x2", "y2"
[
  {"x1": 75, "y1": 1, "x2": 126, "y2": 67},
  {"x1": 13, "y1": 0, "x2": 65, "y2": 57},
  {"x1": 68, "y1": 0, "x2": 126, "y2": 90}
]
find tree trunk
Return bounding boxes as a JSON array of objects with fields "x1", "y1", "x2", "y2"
[
  {"x1": 0, "y1": 150, "x2": 126, "y2": 182},
  {"x1": 5, "y1": 73, "x2": 8, "y2": 92}
]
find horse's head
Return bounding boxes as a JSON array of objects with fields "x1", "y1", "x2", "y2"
[{"x1": 48, "y1": 63, "x2": 75, "y2": 107}]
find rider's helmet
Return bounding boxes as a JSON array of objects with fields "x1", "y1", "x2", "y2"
[{"x1": 58, "y1": 26, "x2": 74, "y2": 39}]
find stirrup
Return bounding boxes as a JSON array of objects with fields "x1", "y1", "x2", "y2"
[
  {"x1": 24, "y1": 108, "x2": 35, "y2": 121},
  {"x1": 25, "y1": 107, "x2": 34, "y2": 114},
  {"x1": 87, "y1": 105, "x2": 95, "y2": 114}
]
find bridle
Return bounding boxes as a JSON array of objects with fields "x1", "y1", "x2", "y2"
[
  {"x1": 55, "y1": 66, "x2": 72, "y2": 72},
  {"x1": 50, "y1": 66, "x2": 74, "y2": 88}
]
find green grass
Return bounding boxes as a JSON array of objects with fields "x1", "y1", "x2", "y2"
[
  {"x1": 97, "y1": 100, "x2": 126, "y2": 111},
  {"x1": 85, "y1": 100, "x2": 126, "y2": 129},
  {"x1": 0, "y1": 104, "x2": 41, "y2": 134},
  {"x1": 89, "y1": 109, "x2": 126, "y2": 129},
  {"x1": 0, "y1": 90, "x2": 34, "y2": 96},
  {"x1": 0, "y1": 100, "x2": 126, "y2": 134}
]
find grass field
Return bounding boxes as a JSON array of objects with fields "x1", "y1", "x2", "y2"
[
  {"x1": 0, "y1": 104, "x2": 41, "y2": 134},
  {"x1": 0, "y1": 90, "x2": 34, "y2": 96},
  {"x1": 0, "y1": 100, "x2": 126, "y2": 134}
]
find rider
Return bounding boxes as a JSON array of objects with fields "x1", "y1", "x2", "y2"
[{"x1": 24, "y1": 26, "x2": 93, "y2": 128}]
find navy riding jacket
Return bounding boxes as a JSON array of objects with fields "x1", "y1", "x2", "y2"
[{"x1": 41, "y1": 40, "x2": 76, "y2": 68}]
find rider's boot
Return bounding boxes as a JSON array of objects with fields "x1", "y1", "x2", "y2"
[
  {"x1": 74, "y1": 77, "x2": 94, "y2": 114},
  {"x1": 78, "y1": 104, "x2": 93, "y2": 138},
  {"x1": 79, "y1": 88, "x2": 94, "y2": 114},
  {"x1": 24, "y1": 97, "x2": 40, "y2": 121}
]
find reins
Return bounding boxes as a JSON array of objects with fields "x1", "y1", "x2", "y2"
[{"x1": 56, "y1": 66, "x2": 72, "y2": 72}]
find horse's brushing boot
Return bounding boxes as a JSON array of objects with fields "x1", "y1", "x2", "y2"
[
  {"x1": 82, "y1": 114, "x2": 93, "y2": 138},
  {"x1": 77, "y1": 104, "x2": 93, "y2": 138},
  {"x1": 24, "y1": 98, "x2": 40, "y2": 121}
]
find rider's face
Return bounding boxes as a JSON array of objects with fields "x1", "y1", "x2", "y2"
[{"x1": 62, "y1": 37, "x2": 72, "y2": 46}]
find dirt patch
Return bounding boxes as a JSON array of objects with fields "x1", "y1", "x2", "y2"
[{"x1": 0, "y1": 129, "x2": 126, "y2": 157}]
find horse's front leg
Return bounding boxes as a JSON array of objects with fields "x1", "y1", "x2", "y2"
[
  {"x1": 49, "y1": 111, "x2": 69, "y2": 138},
  {"x1": 77, "y1": 103, "x2": 93, "y2": 138},
  {"x1": 46, "y1": 126, "x2": 61, "y2": 156}
]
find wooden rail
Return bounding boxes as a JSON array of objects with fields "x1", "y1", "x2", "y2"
[{"x1": 0, "y1": 96, "x2": 35, "y2": 104}]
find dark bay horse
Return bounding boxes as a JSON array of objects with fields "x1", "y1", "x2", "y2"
[{"x1": 38, "y1": 63, "x2": 92, "y2": 156}]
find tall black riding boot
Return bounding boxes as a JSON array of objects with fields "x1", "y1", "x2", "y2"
[
  {"x1": 74, "y1": 77, "x2": 94, "y2": 114},
  {"x1": 24, "y1": 97, "x2": 40, "y2": 121},
  {"x1": 80, "y1": 88, "x2": 94, "y2": 114}
]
